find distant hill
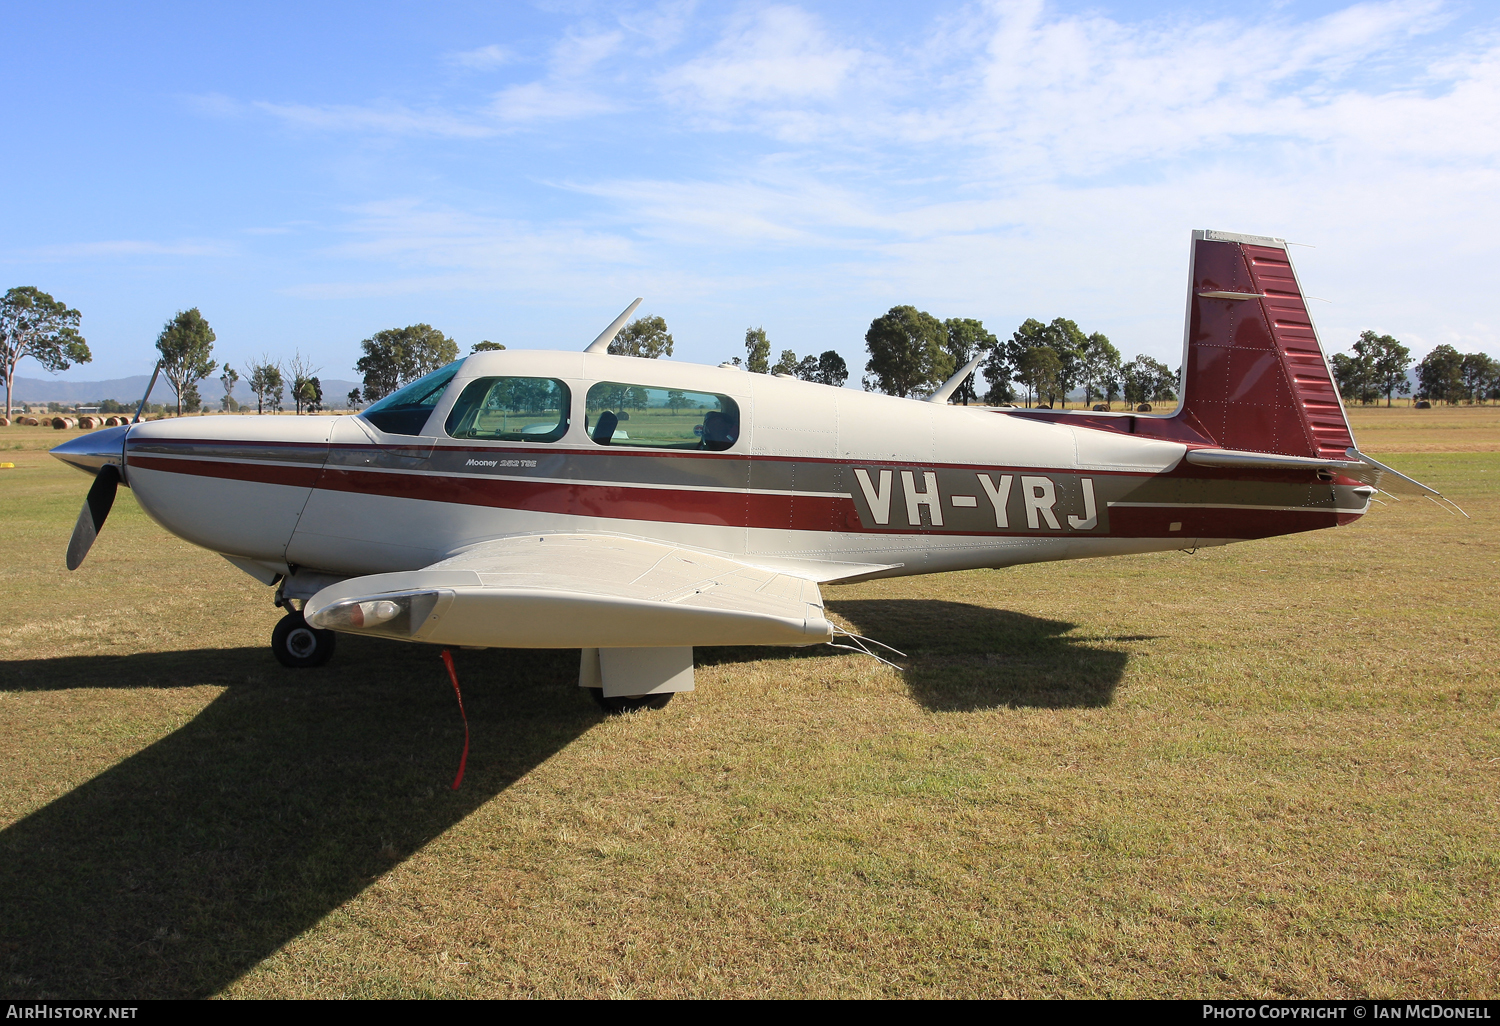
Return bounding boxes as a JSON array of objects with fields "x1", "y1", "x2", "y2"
[{"x1": 10, "y1": 374, "x2": 362, "y2": 407}]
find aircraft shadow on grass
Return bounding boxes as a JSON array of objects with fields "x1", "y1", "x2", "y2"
[
  {"x1": 0, "y1": 601, "x2": 1134, "y2": 998},
  {"x1": 0, "y1": 639, "x2": 590, "y2": 999},
  {"x1": 704, "y1": 598, "x2": 1138, "y2": 712}
]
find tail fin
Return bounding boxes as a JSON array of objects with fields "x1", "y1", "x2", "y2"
[{"x1": 1178, "y1": 230, "x2": 1353, "y2": 460}]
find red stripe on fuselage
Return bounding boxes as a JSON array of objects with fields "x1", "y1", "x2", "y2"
[
  {"x1": 1105, "y1": 505, "x2": 1340, "y2": 540},
  {"x1": 128, "y1": 454, "x2": 324, "y2": 489}
]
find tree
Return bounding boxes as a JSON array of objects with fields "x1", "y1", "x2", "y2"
[
  {"x1": 864, "y1": 306, "x2": 952, "y2": 398},
  {"x1": 1077, "y1": 331, "x2": 1122, "y2": 408},
  {"x1": 356, "y1": 324, "x2": 459, "y2": 402},
  {"x1": 156, "y1": 308, "x2": 217, "y2": 417},
  {"x1": 248, "y1": 357, "x2": 283, "y2": 415},
  {"x1": 303, "y1": 376, "x2": 323, "y2": 413},
  {"x1": 942, "y1": 318, "x2": 998, "y2": 405},
  {"x1": 347, "y1": 388, "x2": 362, "y2": 410},
  {"x1": 471, "y1": 340, "x2": 505, "y2": 353},
  {"x1": 984, "y1": 317, "x2": 1048, "y2": 405},
  {"x1": 610, "y1": 316, "x2": 673, "y2": 359},
  {"x1": 287, "y1": 352, "x2": 319, "y2": 415},
  {"x1": 771, "y1": 349, "x2": 800, "y2": 376},
  {"x1": 1015, "y1": 347, "x2": 1062, "y2": 408},
  {"x1": 744, "y1": 326, "x2": 770, "y2": 373},
  {"x1": 1331, "y1": 351, "x2": 1372, "y2": 404},
  {"x1": 666, "y1": 389, "x2": 688, "y2": 415},
  {"x1": 1361, "y1": 331, "x2": 1413, "y2": 407},
  {"x1": 1461, "y1": 352, "x2": 1496, "y2": 404},
  {"x1": 220, "y1": 364, "x2": 240, "y2": 412},
  {"x1": 0, "y1": 286, "x2": 89, "y2": 418},
  {"x1": 815, "y1": 350, "x2": 847, "y2": 387},
  {"x1": 1155, "y1": 363, "x2": 1179, "y2": 402},
  {"x1": 1122, "y1": 354, "x2": 1174, "y2": 407},
  {"x1": 1040, "y1": 318, "x2": 1087, "y2": 404},
  {"x1": 179, "y1": 381, "x2": 203, "y2": 413},
  {"x1": 1416, "y1": 345, "x2": 1464, "y2": 404}
]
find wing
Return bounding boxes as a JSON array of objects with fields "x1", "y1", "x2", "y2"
[{"x1": 303, "y1": 533, "x2": 833, "y2": 649}]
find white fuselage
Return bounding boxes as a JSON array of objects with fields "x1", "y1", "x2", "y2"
[{"x1": 120, "y1": 349, "x2": 1366, "y2": 589}]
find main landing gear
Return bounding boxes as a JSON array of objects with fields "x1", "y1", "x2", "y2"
[
  {"x1": 272, "y1": 608, "x2": 337, "y2": 668},
  {"x1": 589, "y1": 690, "x2": 674, "y2": 715}
]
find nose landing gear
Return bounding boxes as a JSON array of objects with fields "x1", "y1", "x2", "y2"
[{"x1": 272, "y1": 609, "x2": 337, "y2": 668}]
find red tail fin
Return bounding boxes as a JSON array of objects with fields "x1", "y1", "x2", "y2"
[{"x1": 1179, "y1": 230, "x2": 1353, "y2": 460}]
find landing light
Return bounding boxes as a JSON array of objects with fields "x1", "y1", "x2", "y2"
[{"x1": 312, "y1": 598, "x2": 402, "y2": 630}]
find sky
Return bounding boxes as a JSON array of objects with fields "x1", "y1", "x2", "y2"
[{"x1": 4, "y1": 0, "x2": 1498, "y2": 386}]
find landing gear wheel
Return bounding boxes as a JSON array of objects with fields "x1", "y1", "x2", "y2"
[
  {"x1": 589, "y1": 689, "x2": 673, "y2": 715},
  {"x1": 272, "y1": 610, "x2": 337, "y2": 668}
]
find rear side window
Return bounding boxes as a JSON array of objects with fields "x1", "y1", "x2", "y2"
[
  {"x1": 360, "y1": 363, "x2": 461, "y2": 436},
  {"x1": 584, "y1": 382, "x2": 739, "y2": 451},
  {"x1": 445, "y1": 377, "x2": 570, "y2": 442}
]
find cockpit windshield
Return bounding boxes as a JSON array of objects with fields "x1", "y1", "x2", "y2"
[{"x1": 359, "y1": 361, "x2": 462, "y2": 436}]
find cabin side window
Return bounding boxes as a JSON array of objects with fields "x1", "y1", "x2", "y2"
[
  {"x1": 359, "y1": 362, "x2": 461, "y2": 436},
  {"x1": 584, "y1": 382, "x2": 740, "y2": 451},
  {"x1": 445, "y1": 377, "x2": 570, "y2": 442}
]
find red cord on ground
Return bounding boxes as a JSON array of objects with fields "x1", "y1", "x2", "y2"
[{"x1": 440, "y1": 649, "x2": 469, "y2": 790}]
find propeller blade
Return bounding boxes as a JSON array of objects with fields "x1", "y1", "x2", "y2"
[{"x1": 66, "y1": 464, "x2": 119, "y2": 570}]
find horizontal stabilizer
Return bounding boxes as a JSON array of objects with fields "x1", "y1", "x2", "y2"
[
  {"x1": 1184, "y1": 448, "x2": 1362, "y2": 472},
  {"x1": 1183, "y1": 446, "x2": 1450, "y2": 503},
  {"x1": 305, "y1": 533, "x2": 833, "y2": 649},
  {"x1": 1344, "y1": 448, "x2": 1449, "y2": 501}
]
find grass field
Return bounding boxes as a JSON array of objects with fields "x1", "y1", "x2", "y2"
[{"x1": 1, "y1": 407, "x2": 1496, "y2": 999}]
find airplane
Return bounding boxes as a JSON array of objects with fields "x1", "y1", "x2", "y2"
[{"x1": 51, "y1": 229, "x2": 1450, "y2": 713}]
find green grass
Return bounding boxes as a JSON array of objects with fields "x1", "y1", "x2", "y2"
[{"x1": 0, "y1": 426, "x2": 1496, "y2": 998}]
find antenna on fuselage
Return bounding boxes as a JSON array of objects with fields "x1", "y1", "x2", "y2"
[
  {"x1": 583, "y1": 298, "x2": 644, "y2": 354},
  {"x1": 133, "y1": 361, "x2": 163, "y2": 424},
  {"x1": 927, "y1": 353, "x2": 986, "y2": 405}
]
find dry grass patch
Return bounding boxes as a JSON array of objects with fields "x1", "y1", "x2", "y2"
[
  {"x1": 0, "y1": 423, "x2": 1496, "y2": 998},
  {"x1": 1347, "y1": 404, "x2": 1500, "y2": 452}
]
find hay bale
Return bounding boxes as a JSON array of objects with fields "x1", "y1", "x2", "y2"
[
  {"x1": 0, "y1": 417, "x2": 9, "y2": 427},
  {"x1": 51, "y1": 416, "x2": 75, "y2": 429},
  {"x1": 77, "y1": 416, "x2": 96, "y2": 429},
  {"x1": 1092, "y1": 404, "x2": 1109, "y2": 412},
  {"x1": 1136, "y1": 403, "x2": 1153, "y2": 412}
]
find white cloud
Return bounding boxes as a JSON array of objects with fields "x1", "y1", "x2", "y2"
[
  {"x1": 249, "y1": 99, "x2": 499, "y2": 138},
  {"x1": 488, "y1": 82, "x2": 617, "y2": 122},
  {"x1": 187, "y1": 2, "x2": 1500, "y2": 361},
  {"x1": 449, "y1": 44, "x2": 515, "y2": 69},
  {"x1": 18, "y1": 239, "x2": 230, "y2": 261},
  {"x1": 659, "y1": 6, "x2": 864, "y2": 108}
]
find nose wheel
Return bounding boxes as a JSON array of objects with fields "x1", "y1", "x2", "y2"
[{"x1": 272, "y1": 609, "x2": 337, "y2": 668}]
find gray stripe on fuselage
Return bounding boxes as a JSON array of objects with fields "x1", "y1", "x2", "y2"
[{"x1": 129, "y1": 440, "x2": 328, "y2": 464}]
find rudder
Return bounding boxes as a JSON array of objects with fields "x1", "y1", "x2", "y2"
[{"x1": 1178, "y1": 230, "x2": 1353, "y2": 460}]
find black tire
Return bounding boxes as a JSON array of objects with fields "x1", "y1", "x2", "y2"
[
  {"x1": 272, "y1": 610, "x2": 337, "y2": 668},
  {"x1": 589, "y1": 688, "x2": 673, "y2": 714}
]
